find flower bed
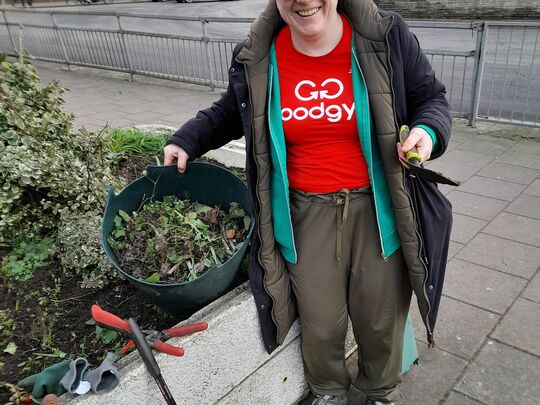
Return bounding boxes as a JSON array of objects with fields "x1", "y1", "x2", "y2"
[{"x1": 0, "y1": 57, "x2": 247, "y2": 403}]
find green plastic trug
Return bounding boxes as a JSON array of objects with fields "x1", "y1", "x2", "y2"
[{"x1": 101, "y1": 163, "x2": 254, "y2": 317}]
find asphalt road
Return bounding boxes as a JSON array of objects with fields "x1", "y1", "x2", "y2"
[{"x1": 2, "y1": 0, "x2": 539, "y2": 123}]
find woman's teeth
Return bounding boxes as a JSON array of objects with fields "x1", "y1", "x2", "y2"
[{"x1": 297, "y1": 7, "x2": 321, "y2": 17}]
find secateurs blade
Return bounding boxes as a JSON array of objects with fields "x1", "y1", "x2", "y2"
[{"x1": 399, "y1": 125, "x2": 460, "y2": 186}]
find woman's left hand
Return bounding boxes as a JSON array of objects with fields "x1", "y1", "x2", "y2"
[{"x1": 396, "y1": 126, "x2": 433, "y2": 163}]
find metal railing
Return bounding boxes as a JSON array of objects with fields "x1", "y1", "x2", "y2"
[
  {"x1": 473, "y1": 21, "x2": 540, "y2": 128},
  {"x1": 0, "y1": 8, "x2": 538, "y2": 128}
]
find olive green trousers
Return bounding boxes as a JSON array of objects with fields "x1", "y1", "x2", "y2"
[{"x1": 286, "y1": 187, "x2": 412, "y2": 402}]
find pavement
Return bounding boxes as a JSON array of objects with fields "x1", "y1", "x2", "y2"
[{"x1": 33, "y1": 60, "x2": 540, "y2": 405}]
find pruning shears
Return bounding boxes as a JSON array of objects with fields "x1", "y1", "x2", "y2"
[
  {"x1": 91, "y1": 304, "x2": 208, "y2": 357},
  {"x1": 91, "y1": 305, "x2": 208, "y2": 405},
  {"x1": 399, "y1": 125, "x2": 460, "y2": 186}
]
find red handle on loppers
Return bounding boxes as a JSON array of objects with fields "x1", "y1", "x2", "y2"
[
  {"x1": 91, "y1": 304, "x2": 132, "y2": 334},
  {"x1": 163, "y1": 322, "x2": 208, "y2": 338},
  {"x1": 152, "y1": 341, "x2": 185, "y2": 357}
]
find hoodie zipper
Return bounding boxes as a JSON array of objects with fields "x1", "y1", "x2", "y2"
[{"x1": 383, "y1": 17, "x2": 434, "y2": 344}]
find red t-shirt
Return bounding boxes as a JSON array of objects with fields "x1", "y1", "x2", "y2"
[{"x1": 275, "y1": 14, "x2": 370, "y2": 193}]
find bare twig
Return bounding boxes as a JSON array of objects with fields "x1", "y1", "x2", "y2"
[{"x1": 55, "y1": 291, "x2": 96, "y2": 303}]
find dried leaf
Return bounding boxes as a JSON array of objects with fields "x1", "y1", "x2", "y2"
[
  {"x1": 226, "y1": 229, "x2": 236, "y2": 239},
  {"x1": 207, "y1": 208, "x2": 219, "y2": 224},
  {"x1": 166, "y1": 262, "x2": 181, "y2": 275},
  {"x1": 3, "y1": 342, "x2": 17, "y2": 355}
]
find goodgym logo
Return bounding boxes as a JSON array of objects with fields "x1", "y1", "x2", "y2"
[{"x1": 281, "y1": 78, "x2": 355, "y2": 123}]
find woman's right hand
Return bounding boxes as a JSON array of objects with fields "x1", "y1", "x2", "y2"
[{"x1": 164, "y1": 144, "x2": 189, "y2": 173}]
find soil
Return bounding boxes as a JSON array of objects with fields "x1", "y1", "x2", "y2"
[
  {"x1": 0, "y1": 155, "x2": 248, "y2": 404},
  {"x1": 0, "y1": 264, "x2": 187, "y2": 402}
]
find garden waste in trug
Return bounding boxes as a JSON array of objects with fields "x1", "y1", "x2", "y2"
[{"x1": 108, "y1": 196, "x2": 251, "y2": 284}]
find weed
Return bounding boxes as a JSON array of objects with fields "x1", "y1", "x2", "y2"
[
  {"x1": 95, "y1": 326, "x2": 118, "y2": 345},
  {"x1": 17, "y1": 356, "x2": 40, "y2": 376},
  {"x1": 108, "y1": 197, "x2": 250, "y2": 284},
  {"x1": 106, "y1": 127, "x2": 171, "y2": 162},
  {"x1": 1, "y1": 238, "x2": 53, "y2": 282}
]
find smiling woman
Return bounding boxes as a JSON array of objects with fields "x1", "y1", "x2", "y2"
[
  {"x1": 276, "y1": 0, "x2": 342, "y2": 56},
  {"x1": 164, "y1": 0, "x2": 452, "y2": 404}
]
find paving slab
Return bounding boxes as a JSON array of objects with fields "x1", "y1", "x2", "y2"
[
  {"x1": 483, "y1": 212, "x2": 540, "y2": 247},
  {"x1": 507, "y1": 138, "x2": 540, "y2": 155},
  {"x1": 505, "y1": 194, "x2": 540, "y2": 220},
  {"x1": 445, "y1": 391, "x2": 486, "y2": 405},
  {"x1": 455, "y1": 135, "x2": 518, "y2": 155},
  {"x1": 492, "y1": 298, "x2": 540, "y2": 357},
  {"x1": 447, "y1": 123, "x2": 470, "y2": 145},
  {"x1": 497, "y1": 150, "x2": 540, "y2": 170},
  {"x1": 411, "y1": 296, "x2": 499, "y2": 360},
  {"x1": 446, "y1": 191, "x2": 508, "y2": 221},
  {"x1": 457, "y1": 176, "x2": 526, "y2": 202},
  {"x1": 447, "y1": 241, "x2": 465, "y2": 260},
  {"x1": 439, "y1": 184, "x2": 456, "y2": 196},
  {"x1": 424, "y1": 160, "x2": 480, "y2": 183},
  {"x1": 122, "y1": 110, "x2": 170, "y2": 123},
  {"x1": 450, "y1": 214, "x2": 487, "y2": 244},
  {"x1": 455, "y1": 340, "x2": 540, "y2": 405},
  {"x1": 456, "y1": 233, "x2": 540, "y2": 279},
  {"x1": 443, "y1": 259, "x2": 527, "y2": 314},
  {"x1": 476, "y1": 162, "x2": 539, "y2": 185},
  {"x1": 400, "y1": 342, "x2": 466, "y2": 405},
  {"x1": 523, "y1": 178, "x2": 540, "y2": 198},
  {"x1": 34, "y1": 63, "x2": 219, "y2": 131},
  {"x1": 437, "y1": 149, "x2": 495, "y2": 168},
  {"x1": 522, "y1": 271, "x2": 540, "y2": 303}
]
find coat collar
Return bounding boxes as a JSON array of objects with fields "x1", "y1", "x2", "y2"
[{"x1": 236, "y1": 0, "x2": 393, "y2": 66}]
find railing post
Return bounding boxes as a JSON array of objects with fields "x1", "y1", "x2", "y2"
[
  {"x1": 469, "y1": 21, "x2": 488, "y2": 127},
  {"x1": 2, "y1": 10, "x2": 17, "y2": 55},
  {"x1": 116, "y1": 14, "x2": 134, "y2": 81},
  {"x1": 201, "y1": 18, "x2": 216, "y2": 91},
  {"x1": 50, "y1": 12, "x2": 71, "y2": 70}
]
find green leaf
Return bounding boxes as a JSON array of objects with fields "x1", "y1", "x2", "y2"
[
  {"x1": 113, "y1": 229, "x2": 126, "y2": 238},
  {"x1": 95, "y1": 326, "x2": 119, "y2": 344},
  {"x1": 144, "y1": 272, "x2": 160, "y2": 284},
  {"x1": 3, "y1": 342, "x2": 17, "y2": 355},
  {"x1": 194, "y1": 203, "x2": 212, "y2": 214},
  {"x1": 167, "y1": 252, "x2": 180, "y2": 263},
  {"x1": 118, "y1": 210, "x2": 131, "y2": 222}
]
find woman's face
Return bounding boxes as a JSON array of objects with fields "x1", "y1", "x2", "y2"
[{"x1": 276, "y1": 0, "x2": 340, "y2": 42}]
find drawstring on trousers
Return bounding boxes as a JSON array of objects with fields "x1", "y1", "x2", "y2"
[{"x1": 334, "y1": 189, "x2": 350, "y2": 265}]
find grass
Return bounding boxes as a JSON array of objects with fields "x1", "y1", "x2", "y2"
[{"x1": 106, "y1": 127, "x2": 172, "y2": 157}]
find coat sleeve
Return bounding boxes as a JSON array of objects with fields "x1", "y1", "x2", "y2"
[
  {"x1": 166, "y1": 57, "x2": 244, "y2": 160},
  {"x1": 396, "y1": 14, "x2": 452, "y2": 159}
]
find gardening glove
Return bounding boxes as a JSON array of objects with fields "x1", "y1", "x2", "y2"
[
  {"x1": 59, "y1": 358, "x2": 91, "y2": 395},
  {"x1": 83, "y1": 352, "x2": 120, "y2": 394},
  {"x1": 17, "y1": 360, "x2": 70, "y2": 400}
]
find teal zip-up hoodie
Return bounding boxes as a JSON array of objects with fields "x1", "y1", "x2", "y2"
[{"x1": 267, "y1": 41, "x2": 437, "y2": 264}]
